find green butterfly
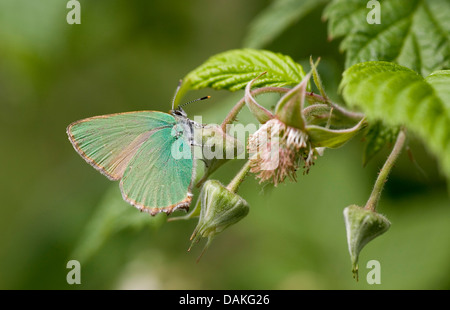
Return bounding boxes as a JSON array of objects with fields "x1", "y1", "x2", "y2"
[{"x1": 67, "y1": 82, "x2": 207, "y2": 215}]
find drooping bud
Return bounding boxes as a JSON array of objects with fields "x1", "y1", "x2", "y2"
[
  {"x1": 189, "y1": 180, "x2": 249, "y2": 260},
  {"x1": 343, "y1": 205, "x2": 391, "y2": 281}
]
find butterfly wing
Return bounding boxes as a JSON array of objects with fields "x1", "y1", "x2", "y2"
[
  {"x1": 67, "y1": 111, "x2": 175, "y2": 180},
  {"x1": 67, "y1": 111, "x2": 194, "y2": 214},
  {"x1": 119, "y1": 125, "x2": 194, "y2": 215}
]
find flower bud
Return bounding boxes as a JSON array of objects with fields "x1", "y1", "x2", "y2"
[
  {"x1": 343, "y1": 205, "x2": 390, "y2": 281},
  {"x1": 189, "y1": 180, "x2": 249, "y2": 260}
]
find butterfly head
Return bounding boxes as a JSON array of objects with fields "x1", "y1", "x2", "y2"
[
  {"x1": 171, "y1": 79, "x2": 210, "y2": 116},
  {"x1": 171, "y1": 106, "x2": 188, "y2": 118},
  {"x1": 171, "y1": 95, "x2": 211, "y2": 118}
]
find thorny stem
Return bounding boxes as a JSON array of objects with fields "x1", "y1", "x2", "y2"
[
  {"x1": 226, "y1": 159, "x2": 252, "y2": 193},
  {"x1": 365, "y1": 128, "x2": 407, "y2": 212}
]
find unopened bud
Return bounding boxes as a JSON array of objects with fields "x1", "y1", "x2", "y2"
[
  {"x1": 343, "y1": 205, "x2": 390, "y2": 281},
  {"x1": 189, "y1": 180, "x2": 249, "y2": 260}
]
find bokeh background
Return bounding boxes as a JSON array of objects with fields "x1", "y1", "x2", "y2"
[{"x1": 0, "y1": 0, "x2": 448, "y2": 290}]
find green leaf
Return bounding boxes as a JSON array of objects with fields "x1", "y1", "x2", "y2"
[
  {"x1": 340, "y1": 61, "x2": 450, "y2": 179},
  {"x1": 324, "y1": 0, "x2": 450, "y2": 76},
  {"x1": 363, "y1": 121, "x2": 400, "y2": 166},
  {"x1": 182, "y1": 48, "x2": 307, "y2": 92},
  {"x1": 243, "y1": 0, "x2": 329, "y2": 48}
]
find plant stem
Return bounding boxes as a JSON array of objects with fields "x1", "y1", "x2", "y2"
[
  {"x1": 226, "y1": 160, "x2": 252, "y2": 193},
  {"x1": 221, "y1": 86, "x2": 289, "y2": 131},
  {"x1": 365, "y1": 128, "x2": 407, "y2": 212}
]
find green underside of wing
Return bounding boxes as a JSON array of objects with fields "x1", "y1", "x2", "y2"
[
  {"x1": 68, "y1": 111, "x2": 175, "y2": 180},
  {"x1": 120, "y1": 127, "x2": 193, "y2": 208}
]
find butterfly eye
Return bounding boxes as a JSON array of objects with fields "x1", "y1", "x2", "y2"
[{"x1": 174, "y1": 109, "x2": 185, "y2": 116}]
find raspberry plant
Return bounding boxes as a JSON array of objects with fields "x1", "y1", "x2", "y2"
[{"x1": 72, "y1": 0, "x2": 449, "y2": 281}]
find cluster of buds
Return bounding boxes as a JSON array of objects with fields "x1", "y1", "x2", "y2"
[{"x1": 179, "y1": 67, "x2": 366, "y2": 261}]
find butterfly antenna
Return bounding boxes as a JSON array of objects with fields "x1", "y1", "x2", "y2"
[
  {"x1": 172, "y1": 79, "x2": 183, "y2": 110},
  {"x1": 178, "y1": 95, "x2": 211, "y2": 109}
]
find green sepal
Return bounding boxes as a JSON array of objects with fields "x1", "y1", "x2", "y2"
[
  {"x1": 307, "y1": 118, "x2": 366, "y2": 148},
  {"x1": 245, "y1": 72, "x2": 274, "y2": 124},
  {"x1": 274, "y1": 73, "x2": 310, "y2": 129},
  {"x1": 303, "y1": 103, "x2": 363, "y2": 128},
  {"x1": 310, "y1": 57, "x2": 329, "y2": 102}
]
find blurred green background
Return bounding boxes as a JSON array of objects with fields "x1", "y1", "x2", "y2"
[{"x1": 0, "y1": 0, "x2": 448, "y2": 290}]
